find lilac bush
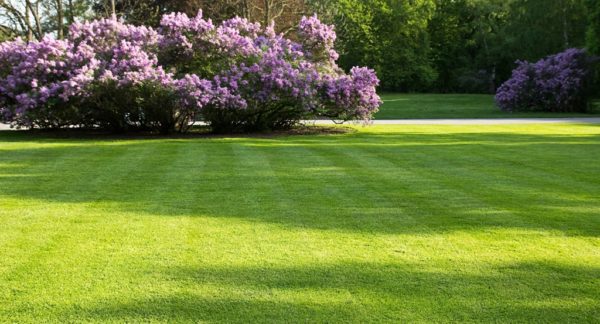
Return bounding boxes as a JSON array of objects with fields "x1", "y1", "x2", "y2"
[
  {"x1": 0, "y1": 37, "x2": 98, "y2": 128},
  {"x1": 496, "y1": 48, "x2": 595, "y2": 113},
  {"x1": 68, "y1": 18, "x2": 184, "y2": 133},
  {"x1": 494, "y1": 61, "x2": 537, "y2": 112},
  {"x1": 0, "y1": 12, "x2": 381, "y2": 133}
]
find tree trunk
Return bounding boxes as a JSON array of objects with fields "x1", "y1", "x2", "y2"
[
  {"x1": 489, "y1": 66, "x2": 496, "y2": 94},
  {"x1": 562, "y1": 1, "x2": 569, "y2": 48},
  {"x1": 25, "y1": 0, "x2": 44, "y2": 40},
  {"x1": 241, "y1": 0, "x2": 250, "y2": 19},
  {"x1": 67, "y1": 0, "x2": 75, "y2": 24},
  {"x1": 110, "y1": 0, "x2": 116, "y2": 17},
  {"x1": 263, "y1": 0, "x2": 270, "y2": 26},
  {"x1": 25, "y1": 0, "x2": 33, "y2": 41},
  {"x1": 56, "y1": 0, "x2": 64, "y2": 39},
  {"x1": 27, "y1": 1, "x2": 43, "y2": 40}
]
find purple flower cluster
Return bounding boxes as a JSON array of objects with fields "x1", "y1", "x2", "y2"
[
  {"x1": 0, "y1": 12, "x2": 381, "y2": 132},
  {"x1": 496, "y1": 48, "x2": 595, "y2": 113},
  {"x1": 158, "y1": 11, "x2": 261, "y2": 74},
  {"x1": 69, "y1": 18, "x2": 171, "y2": 87},
  {"x1": 159, "y1": 11, "x2": 215, "y2": 57},
  {"x1": 298, "y1": 14, "x2": 339, "y2": 63},
  {"x1": 70, "y1": 17, "x2": 160, "y2": 55},
  {"x1": 0, "y1": 37, "x2": 97, "y2": 125},
  {"x1": 176, "y1": 73, "x2": 245, "y2": 110},
  {"x1": 320, "y1": 67, "x2": 382, "y2": 120}
]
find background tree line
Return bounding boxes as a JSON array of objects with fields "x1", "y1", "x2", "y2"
[{"x1": 1, "y1": 0, "x2": 598, "y2": 93}]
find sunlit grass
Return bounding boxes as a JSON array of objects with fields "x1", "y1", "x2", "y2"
[
  {"x1": 0, "y1": 124, "x2": 599, "y2": 322},
  {"x1": 376, "y1": 93, "x2": 600, "y2": 119}
]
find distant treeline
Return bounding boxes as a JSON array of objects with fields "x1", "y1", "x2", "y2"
[{"x1": 2, "y1": 0, "x2": 599, "y2": 93}]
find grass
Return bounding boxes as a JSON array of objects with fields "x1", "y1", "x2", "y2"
[
  {"x1": 1, "y1": 124, "x2": 599, "y2": 322},
  {"x1": 376, "y1": 93, "x2": 600, "y2": 119}
]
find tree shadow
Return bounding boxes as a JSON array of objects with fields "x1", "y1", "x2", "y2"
[
  {"x1": 54, "y1": 261, "x2": 600, "y2": 322},
  {"x1": 1, "y1": 130, "x2": 599, "y2": 236}
]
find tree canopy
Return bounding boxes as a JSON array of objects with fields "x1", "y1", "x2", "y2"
[{"x1": 1, "y1": 0, "x2": 597, "y2": 93}]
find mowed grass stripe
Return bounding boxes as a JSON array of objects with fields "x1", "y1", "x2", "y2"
[
  {"x1": 245, "y1": 138, "x2": 416, "y2": 232},
  {"x1": 0, "y1": 142, "x2": 166, "y2": 318},
  {"x1": 306, "y1": 134, "x2": 497, "y2": 233},
  {"x1": 230, "y1": 141, "x2": 371, "y2": 317},
  {"x1": 310, "y1": 139, "x2": 487, "y2": 263},
  {"x1": 0, "y1": 125, "x2": 599, "y2": 322},
  {"x1": 442, "y1": 124, "x2": 600, "y2": 187},
  {"x1": 285, "y1": 138, "x2": 421, "y2": 232},
  {"x1": 351, "y1": 125, "x2": 600, "y2": 232},
  {"x1": 375, "y1": 94, "x2": 600, "y2": 119},
  {"x1": 0, "y1": 142, "x2": 138, "y2": 278},
  {"x1": 388, "y1": 127, "x2": 600, "y2": 234},
  {"x1": 311, "y1": 128, "x2": 600, "y2": 320}
]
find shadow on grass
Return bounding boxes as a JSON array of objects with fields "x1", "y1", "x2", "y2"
[
  {"x1": 60, "y1": 261, "x2": 599, "y2": 322},
  {"x1": 0, "y1": 125, "x2": 356, "y2": 142},
  {"x1": 0, "y1": 130, "x2": 599, "y2": 236}
]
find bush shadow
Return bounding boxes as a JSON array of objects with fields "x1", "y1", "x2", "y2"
[
  {"x1": 58, "y1": 261, "x2": 600, "y2": 322},
  {"x1": 1, "y1": 130, "x2": 599, "y2": 236}
]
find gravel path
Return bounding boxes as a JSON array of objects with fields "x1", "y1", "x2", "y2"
[{"x1": 2, "y1": 118, "x2": 600, "y2": 131}]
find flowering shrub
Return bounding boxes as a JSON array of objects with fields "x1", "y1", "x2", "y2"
[
  {"x1": 0, "y1": 12, "x2": 381, "y2": 133},
  {"x1": 496, "y1": 48, "x2": 596, "y2": 113},
  {"x1": 68, "y1": 18, "x2": 183, "y2": 133},
  {"x1": 0, "y1": 37, "x2": 98, "y2": 128}
]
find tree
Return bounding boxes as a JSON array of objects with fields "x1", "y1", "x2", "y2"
[
  {"x1": 0, "y1": 0, "x2": 91, "y2": 40},
  {"x1": 0, "y1": 0, "x2": 44, "y2": 40},
  {"x1": 586, "y1": 0, "x2": 600, "y2": 55},
  {"x1": 328, "y1": 0, "x2": 436, "y2": 91},
  {"x1": 504, "y1": 0, "x2": 588, "y2": 61},
  {"x1": 56, "y1": 0, "x2": 64, "y2": 38},
  {"x1": 428, "y1": 0, "x2": 476, "y2": 92},
  {"x1": 428, "y1": 0, "x2": 589, "y2": 93},
  {"x1": 90, "y1": 0, "x2": 307, "y2": 33}
]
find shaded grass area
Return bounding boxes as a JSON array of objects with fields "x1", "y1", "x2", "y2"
[
  {"x1": 0, "y1": 124, "x2": 599, "y2": 322},
  {"x1": 376, "y1": 93, "x2": 600, "y2": 119}
]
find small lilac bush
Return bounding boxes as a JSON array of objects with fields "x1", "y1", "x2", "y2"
[
  {"x1": 0, "y1": 12, "x2": 382, "y2": 133},
  {"x1": 496, "y1": 48, "x2": 596, "y2": 113}
]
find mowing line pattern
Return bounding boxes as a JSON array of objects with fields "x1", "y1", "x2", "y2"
[{"x1": 0, "y1": 124, "x2": 599, "y2": 322}]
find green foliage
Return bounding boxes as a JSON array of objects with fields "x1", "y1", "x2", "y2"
[
  {"x1": 503, "y1": 0, "x2": 588, "y2": 59},
  {"x1": 314, "y1": 0, "x2": 592, "y2": 93},
  {"x1": 586, "y1": 0, "x2": 600, "y2": 96},
  {"x1": 0, "y1": 34, "x2": 8, "y2": 42},
  {"x1": 81, "y1": 81, "x2": 185, "y2": 134},
  {"x1": 202, "y1": 102, "x2": 310, "y2": 133},
  {"x1": 587, "y1": 0, "x2": 600, "y2": 55},
  {"x1": 332, "y1": 0, "x2": 436, "y2": 91},
  {"x1": 428, "y1": 0, "x2": 479, "y2": 92}
]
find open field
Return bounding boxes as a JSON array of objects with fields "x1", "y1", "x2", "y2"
[
  {"x1": 1, "y1": 124, "x2": 599, "y2": 322},
  {"x1": 376, "y1": 94, "x2": 600, "y2": 119}
]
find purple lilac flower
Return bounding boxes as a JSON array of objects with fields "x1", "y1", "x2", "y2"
[{"x1": 496, "y1": 48, "x2": 594, "y2": 112}]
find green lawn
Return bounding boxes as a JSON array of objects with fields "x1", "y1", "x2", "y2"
[
  {"x1": 1, "y1": 124, "x2": 599, "y2": 322},
  {"x1": 376, "y1": 93, "x2": 600, "y2": 119}
]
